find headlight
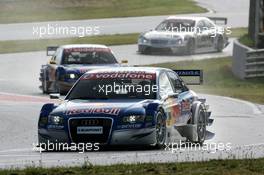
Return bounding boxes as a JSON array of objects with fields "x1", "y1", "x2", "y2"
[
  {"x1": 143, "y1": 38, "x2": 149, "y2": 43},
  {"x1": 69, "y1": 73, "x2": 76, "y2": 79},
  {"x1": 65, "y1": 73, "x2": 78, "y2": 79},
  {"x1": 122, "y1": 115, "x2": 145, "y2": 123},
  {"x1": 178, "y1": 39, "x2": 183, "y2": 45},
  {"x1": 139, "y1": 36, "x2": 149, "y2": 44},
  {"x1": 49, "y1": 115, "x2": 64, "y2": 125},
  {"x1": 170, "y1": 39, "x2": 183, "y2": 45}
]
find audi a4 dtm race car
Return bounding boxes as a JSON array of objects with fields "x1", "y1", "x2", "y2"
[
  {"x1": 38, "y1": 67, "x2": 213, "y2": 150},
  {"x1": 138, "y1": 16, "x2": 229, "y2": 55},
  {"x1": 39, "y1": 44, "x2": 121, "y2": 94}
]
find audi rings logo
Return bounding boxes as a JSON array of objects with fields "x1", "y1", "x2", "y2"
[{"x1": 81, "y1": 119, "x2": 99, "y2": 126}]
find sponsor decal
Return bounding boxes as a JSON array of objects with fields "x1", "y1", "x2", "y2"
[
  {"x1": 78, "y1": 68, "x2": 90, "y2": 74},
  {"x1": 64, "y1": 48, "x2": 111, "y2": 53},
  {"x1": 164, "y1": 98, "x2": 180, "y2": 126},
  {"x1": 77, "y1": 126, "x2": 103, "y2": 134},
  {"x1": 82, "y1": 72, "x2": 156, "y2": 80},
  {"x1": 66, "y1": 107, "x2": 120, "y2": 116},
  {"x1": 117, "y1": 123, "x2": 142, "y2": 129}
]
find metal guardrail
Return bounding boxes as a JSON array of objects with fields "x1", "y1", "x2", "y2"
[{"x1": 245, "y1": 50, "x2": 264, "y2": 78}]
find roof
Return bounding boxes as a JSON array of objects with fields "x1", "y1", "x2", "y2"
[
  {"x1": 166, "y1": 16, "x2": 209, "y2": 22},
  {"x1": 61, "y1": 44, "x2": 109, "y2": 49},
  {"x1": 84, "y1": 66, "x2": 171, "y2": 74}
]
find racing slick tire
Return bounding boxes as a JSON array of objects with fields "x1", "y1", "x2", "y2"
[
  {"x1": 54, "y1": 80, "x2": 69, "y2": 95},
  {"x1": 185, "y1": 39, "x2": 195, "y2": 55},
  {"x1": 193, "y1": 104, "x2": 206, "y2": 145},
  {"x1": 155, "y1": 111, "x2": 167, "y2": 148},
  {"x1": 138, "y1": 45, "x2": 151, "y2": 55},
  {"x1": 216, "y1": 36, "x2": 224, "y2": 52},
  {"x1": 41, "y1": 80, "x2": 48, "y2": 94},
  {"x1": 41, "y1": 70, "x2": 49, "y2": 94},
  {"x1": 53, "y1": 80, "x2": 60, "y2": 93},
  {"x1": 189, "y1": 102, "x2": 207, "y2": 145},
  {"x1": 54, "y1": 71, "x2": 66, "y2": 95}
]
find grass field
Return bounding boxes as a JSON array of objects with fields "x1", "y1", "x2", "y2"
[
  {"x1": 239, "y1": 34, "x2": 255, "y2": 48},
  {"x1": 1, "y1": 158, "x2": 264, "y2": 175},
  {"x1": 0, "y1": 28, "x2": 247, "y2": 54},
  {"x1": 151, "y1": 57, "x2": 264, "y2": 104},
  {"x1": 0, "y1": 0, "x2": 206, "y2": 23},
  {"x1": 0, "y1": 33, "x2": 138, "y2": 54},
  {"x1": 230, "y1": 27, "x2": 248, "y2": 38}
]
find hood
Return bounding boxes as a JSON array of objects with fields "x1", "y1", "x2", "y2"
[
  {"x1": 52, "y1": 99, "x2": 158, "y2": 117},
  {"x1": 61, "y1": 64, "x2": 120, "y2": 74},
  {"x1": 144, "y1": 30, "x2": 194, "y2": 40}
]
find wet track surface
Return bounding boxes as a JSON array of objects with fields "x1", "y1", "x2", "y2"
[{"x1": 1, "y1": 0, "x2": 264, "y2": 169}]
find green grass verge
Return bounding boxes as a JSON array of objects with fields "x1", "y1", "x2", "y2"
[
  {"x1": 239, "y1": 34, "x2": 255, "y2": 48},
  {"x1": 0, "y1": 0, "x2": 206, "y2": 23},
  {"x1": 0, "y1": 28, "x2": 247, "y2": 54},
  {"x1": 150, "y1": 57, "x2": 264, "y2": 104},
  {"x1": 230, "y1": 27, "x2": 247, "y2": 38},
  {"x1": 1, "y1": 158, "x2": 264, "y2": 175},
  {"x1": 0, "y1": 33, "x2": 139, "y2": 54}
]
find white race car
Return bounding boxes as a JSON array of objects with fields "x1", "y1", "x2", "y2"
[{"x1": 138, "y1": 16, "x2": 229, "y2": 55}]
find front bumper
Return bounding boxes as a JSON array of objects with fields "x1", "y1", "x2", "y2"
[
  {"x1": 38, "y1": 127, "x2": 156, "y2": 147},
  {"x1": 138, "y1": 42, "x2": 187, "y2": 54}
]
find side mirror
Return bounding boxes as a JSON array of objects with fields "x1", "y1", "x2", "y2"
[
  {"x1": 121, "y1": 59, "x2": 128, "y2": 64},
  {"x1": 49, "y1": 60, "x2": 56, "y2": 64},
  {"x1": 50, "y1": 93, "x2": 60, "y2": 99},
  {"x1": 167, "y1": 92, "x2": 179, "y2": 99}
]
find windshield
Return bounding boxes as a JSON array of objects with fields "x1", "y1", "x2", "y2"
[
  {"x1": 67, "y1": 72, "x2": 157, "y2": 100},
  {"x1": 62, "y1": 48, "x2": 117, "y2": 65},
  {"x1": 156, "y1": 19, "x2": 195, "y2": 32}
]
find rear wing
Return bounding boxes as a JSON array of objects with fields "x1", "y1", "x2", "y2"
[
  {"x1": 174, "y1": 70, "x2": 203, "y2": 85},
  {"x1": 208, "y1": 17, "x2": 227, "y2": 25},
  {"x1": 47, "y1": 46, "x2": 59, "y2": 56}
]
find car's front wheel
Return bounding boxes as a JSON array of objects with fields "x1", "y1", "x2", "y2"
[
  {"x1": 138, "y1": 46, "x2": 151, "y2": 55},
  {"x1": 155, "y1": 111, "x2": 166, "y2": 148},
  {"x1": 41, "y1": 80, "x2": 48, "y2": 94}
]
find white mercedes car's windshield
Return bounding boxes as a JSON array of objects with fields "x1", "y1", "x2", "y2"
[{"x1": 156, "y1": 19, "x2": 196, "y2": 32}]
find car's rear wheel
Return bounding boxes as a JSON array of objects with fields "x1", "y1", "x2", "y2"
[
  {"x1": 196, "y1": 106, "x2": 206, "y2": 144},
  {"x1": 216, "y1": 36, "x2": 224, "y2": 52},
  {"x1": 185, "y1": 39, "x2": 195, "y2": 55},
  {"x1": 155, "y1": 111, "x2": 166, "y2": 148}
]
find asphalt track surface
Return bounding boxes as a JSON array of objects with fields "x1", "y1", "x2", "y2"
[
  {"x1": 0, "y1": 40, "x2": 264, "y2": 168},
  {"x1": 1, "y1": 0, "x2": 264, "y2": 169},
  {"x1": 0, "y1": 0, "x2": 249, "y2": 40}
]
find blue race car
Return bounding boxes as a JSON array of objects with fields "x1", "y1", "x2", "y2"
[
  {"x1": 39, "y1": 44, "x2": 121, "y2": 94},
  {"x1": 38, "y1": 67, "x2": 213, "y2": 150}
]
